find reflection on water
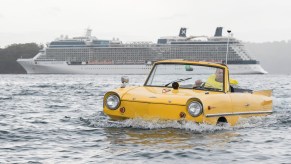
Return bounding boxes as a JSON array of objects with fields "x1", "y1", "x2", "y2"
[
  {"x1": 104, "y1": 127, "x2": 239, "y2": 150},
  {"x1": 105, "y1": 128, "x2": 194, "y2": 147}
]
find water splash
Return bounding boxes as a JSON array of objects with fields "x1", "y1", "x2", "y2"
[{"x1": 79, "y1": 111, "x2": 231, "y2": 133}]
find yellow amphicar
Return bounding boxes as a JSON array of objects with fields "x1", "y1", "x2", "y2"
[{"x1": 103, "y1": 60, "x2": 272, "y2": 126}]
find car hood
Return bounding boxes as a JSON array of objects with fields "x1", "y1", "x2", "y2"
[{"x1": 119, "y1": 86, "x2": 208, "y2": 105}]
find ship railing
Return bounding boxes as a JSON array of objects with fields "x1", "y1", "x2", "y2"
[
  {"x1": 229, "y1": 45, "x2": 252, "y2": 60},
  {"x1": 224, "y1": 60, "x2": 259, "y2": 64}
]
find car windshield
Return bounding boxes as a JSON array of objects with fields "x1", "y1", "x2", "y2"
[{"x1": 145, "y1": 63, "x2": 224, "y2": 92}]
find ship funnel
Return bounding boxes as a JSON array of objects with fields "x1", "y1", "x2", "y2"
[
  {"x1": 179, "y1": 28, "x2": 187, "y2": 37},
  {"x1": 214, "y1": 27, "x2": 223, "y2": 37}
]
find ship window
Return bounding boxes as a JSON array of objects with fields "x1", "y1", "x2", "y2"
[{"x1": 157, "y1": 39, "x2": 167, "y2": 44}]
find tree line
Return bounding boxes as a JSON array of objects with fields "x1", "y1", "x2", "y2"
[
  {"x1": 246, "y1": 41, "x2": 291, "y2": 74},
  {"x1": 0, "y1": 43, "x2": 42, "y2": 74}
]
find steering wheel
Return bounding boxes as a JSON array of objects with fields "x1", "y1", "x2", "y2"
[{"x1": 193, "y1": 82, "x2": 205, "y2": 89}]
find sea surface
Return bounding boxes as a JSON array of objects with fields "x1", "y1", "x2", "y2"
[{"x1": 0, "y1": 74, "x2": 291, "y2": 163}]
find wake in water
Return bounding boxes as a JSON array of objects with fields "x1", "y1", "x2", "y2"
[
  {"x1": 78, "y1": 108, "x2": 290, "y2": 134},
  {"x1": 78, "y1": 111, "x2": 232, "y2": 133}
]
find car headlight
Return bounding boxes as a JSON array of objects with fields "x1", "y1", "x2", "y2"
[
  {"x1": 105, "y1": 94, "x2": 120, "y2": 110},
  {"x1": 187, "y1": 101, "x2": 203, "y2": 117}
]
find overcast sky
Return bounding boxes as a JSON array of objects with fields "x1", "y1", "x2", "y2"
[{"x1": 1, "y1": 0, "x2": 291, "y2": 47}]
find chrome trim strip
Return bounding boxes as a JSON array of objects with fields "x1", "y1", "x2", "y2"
[
  {"x1": 206, "y1": 111, "x2": 273, "y2": 117},
  {"x1": 122, "y1": 100, "x2": 185, "y2": 106}
]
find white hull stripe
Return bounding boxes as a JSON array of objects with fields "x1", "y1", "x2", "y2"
[
  {"x1": 205, "y1": 111, "x2": 273, "y2": 117},
  {"x1": 17, "y1": 59, "x2": 267, "y2": 75}
]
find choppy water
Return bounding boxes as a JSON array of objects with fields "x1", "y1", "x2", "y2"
[{"x1": 0, "y1": 74, "x2": 291, "y2": 163}]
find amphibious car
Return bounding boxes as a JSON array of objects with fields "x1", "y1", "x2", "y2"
[{"x1": 103, "y1": 60, "x2": 272, "y2": 126}]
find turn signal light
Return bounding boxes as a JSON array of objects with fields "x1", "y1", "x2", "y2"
[
  {"x1": 180, "y1": 112, "x2": 186, "y2": 118},
  {"x1": 120, "y1": 107, "x2": 126, "y2": 113}
]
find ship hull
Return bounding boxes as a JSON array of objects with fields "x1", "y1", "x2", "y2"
[{"x1": 17, "y1": 59, "x2": 267, "y2": 75}]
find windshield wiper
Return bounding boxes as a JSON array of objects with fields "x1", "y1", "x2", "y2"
[{"x1": 164, "y1": 77, "x2": 192, "y2": 87}]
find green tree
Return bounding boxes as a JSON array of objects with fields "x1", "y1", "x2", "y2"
[{"x1": 0, "y1": 43, "x2": 42, "y2": 74}]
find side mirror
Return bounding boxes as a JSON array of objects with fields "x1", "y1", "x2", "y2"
[
  {"x1": 121, "y1": 76, "x2": 129, "y2": 88},
  {"x1": 185, "y1": 65, "x2": 193, "y2": 71},
  {"x1": 121, "y1": 76, "x2": 129, "y2": 83},
  {"x1": 172, "y1": 82, "x2": 179, "y2": 90}
]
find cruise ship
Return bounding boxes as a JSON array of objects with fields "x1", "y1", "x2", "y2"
[{"x1": 17, "y1": 27, "x2": 267, "y2": 74}]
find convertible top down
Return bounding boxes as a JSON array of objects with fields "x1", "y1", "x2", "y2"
[{"x1": 103, "y1": 60, "x2": 272, "y2": 126}]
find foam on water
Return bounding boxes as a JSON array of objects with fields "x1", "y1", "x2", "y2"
[{"x1": 84, "y1": 112, "x2": 230, "y2": 133}]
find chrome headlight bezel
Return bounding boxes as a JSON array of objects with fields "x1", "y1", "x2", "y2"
[
  {"x1": 105, "y1": 94, "x2": 120, "y2": 110},
  {"x1": 187, "y1": 101, "x2": 203, "y2": 117}
]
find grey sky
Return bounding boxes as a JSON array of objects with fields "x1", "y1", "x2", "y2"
[{"x1": 1, "y1": 0, "x2": 291, "y2": 47}]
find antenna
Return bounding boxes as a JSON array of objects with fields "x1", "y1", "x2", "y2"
[
  {"x1": 225, "y1": 30, "x2": 232, "y2": 65},
  {"x1": 85, "y1": 28, "x2": 92, "y2": 38}
]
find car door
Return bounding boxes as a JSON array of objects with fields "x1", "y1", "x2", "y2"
[
  {"x1": 229, "y1": 92, "x2": 251, "y2": 116},
  {"x1": 202, "y1": 92, "x2": 232, "y2": 118}
]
